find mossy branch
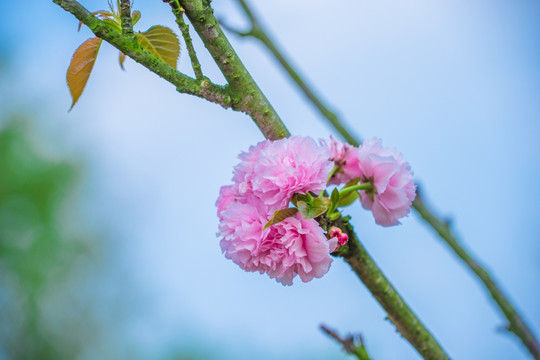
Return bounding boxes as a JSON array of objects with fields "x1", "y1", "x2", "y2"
[
  {"x1": 166, "y1": 0, "x2": 204, "y2": 80},
  {"x1": 228, "y1": 1, "x2": 540, "y2": 358},
  {"x1": 54, "y1": 0, "x2": 232, "y2": 108}
]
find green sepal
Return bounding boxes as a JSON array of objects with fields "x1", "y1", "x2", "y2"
[
  {"x1": 328, "y1": 211, "x2": 341, "y2": 221},
  {"x1": 344, "y1": 177, "x2": 361, "y2": 187},
  {"x1": 330, "y1": 242, "x2": 350, "y2": 257}
]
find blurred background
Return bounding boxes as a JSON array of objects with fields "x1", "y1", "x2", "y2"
[{"x1": 0, "y1": 0, "x2": 539, "y2": 359}]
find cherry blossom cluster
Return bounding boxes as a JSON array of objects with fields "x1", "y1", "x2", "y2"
[
  {"x1": 324, "y1": 137, "x2": 417, "y2": 226},
  {"x1": 216, "y1": 135, "x2": 416, "y2": 285}
]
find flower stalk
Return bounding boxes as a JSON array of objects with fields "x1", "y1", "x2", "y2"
[{"x1": 339, "y1": 183, "x2": 373, "y2": 197}]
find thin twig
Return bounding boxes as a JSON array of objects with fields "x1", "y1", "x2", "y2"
[
  {"x1": 413, "y1": 189, "x2": 540, "y2": 359},
  {"x1": 228, "y1": 1, "x2": 540, "y2": 358},
  {"x1": 320, "y1": 324, "x2": 371, "y2": 360},
  {"x1": 176, "y1": 0, "x2": 289, "y2": 140},
  {"x1": 165, "y1": 0, "x2": 204, "y2": 80},
  {"x1": 119, "y1": 0, "x2": 134, "y2": 37}
]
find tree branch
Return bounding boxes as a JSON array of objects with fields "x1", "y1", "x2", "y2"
[
  {"x1": 228, "y1": 1, "x2": 540, "y2": 358},
  {"x1": 174, "y1": 0, "x2": 289, "y2": 141},
  {"x1": 54, "y1": 0, "x2": 232, "y2": 108},
  {"x1": 166, "y1": 0, "x2": 204, "y2": 80}
]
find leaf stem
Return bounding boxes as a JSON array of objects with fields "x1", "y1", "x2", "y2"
[
  {"x1": 166, "y1": 0, "x2": 204, "y2": 80},
  {"x1": 339, "y1": 183, "x2": 372, "y2": 197}
]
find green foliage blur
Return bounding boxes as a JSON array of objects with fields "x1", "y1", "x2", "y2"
[
  {"x1": 0, "y1": 119, "x2": 85, "y2": 359},
  {"x1": 0, "y1": 118, "x2": 210, "y2": 360}
]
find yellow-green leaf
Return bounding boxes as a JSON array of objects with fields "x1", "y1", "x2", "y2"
[
  {"x1": 264, "y1": 208, "x2": 298, "y2": 229},
  {"x1": 337, "y1": 177, "x2": 361, "y2": 207},
  {"x1": 136, "y1": 26, "x2": 180, "y2": 69},
  {"x1": 132, "y1": 10, "x2": 141, "y2": 26},
  {"x1": 103, "y1": 18, "x2": 122, "y2": 33},
  {"x1": 327, "y1": 187, "x2": 340, "y2": 215},
  {"x1": 336, "y1": 189, "x2": 358, "y2": 208},
  {"x1": 66, "y1": 37, "x2": 102, "y2": 110}
]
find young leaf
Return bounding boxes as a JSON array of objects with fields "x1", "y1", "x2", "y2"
[
  {"x1": 336, "y1": 177, "x2": 361, "y2": 208},
  {"x1": 337, "y1": 190, "x2": 359, "y2": 208},
  {"x1": 103, "y1": 18, "x2": 122, "y2": 33},
  {"x1": 297, "y1": 197, "x2": 331, "y2": 219},
  {"x1": 119, "y1": 52, "x2": 126, "y2": 70},
  {"x1": 327, "y1": 188, "x2": 340, "y2": 215},
  {"x1": 264, "y1": 208, "x2": 298, "y2": 229},
  {"x1": 136, "y1": 26, "x2": 180, "y2": 69},
  {"x1": 132, "y1": 10, "x2": 141, "y2": 26},
  {"x1": 297, "y1": 201, "x2": 310, "y2": 218},
  {"x1": 67, "y1": 37, "x2": 102, "y2": 110}
]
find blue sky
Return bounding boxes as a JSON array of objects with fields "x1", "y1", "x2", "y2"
[{"x1": 1, "y1": 0, "x2": 539, "y2": 359}]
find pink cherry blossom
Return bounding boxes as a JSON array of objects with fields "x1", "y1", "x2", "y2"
[
  {"x1": 233, "y1": 136, "x2": 333, "y2": 208},
  {"x1": 357, "y1": 139, "x2": 416, "y2": 226},
  {"x1": 232, "y1": 140, "x2": 271, "y2": 195},
  {"x1": 218, "y1": 201, "x2": 334, "y2": 285},
  {"x1": 322, "y1": 136, "x2": 362, "y2": 185},
  {"x1": 216, "y1": 185, "x2": 237, "y2": 220}
]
